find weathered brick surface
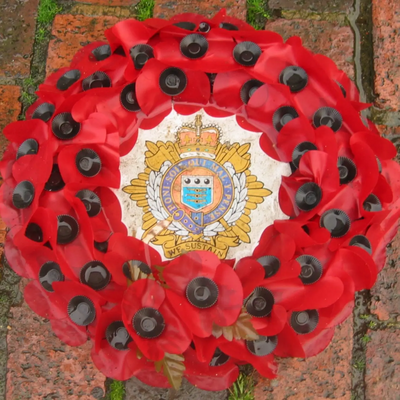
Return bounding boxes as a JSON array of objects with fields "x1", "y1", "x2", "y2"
[
  {"x1": 0, "y1": 85, "x2": 21, "y2": 161},
  {"x1": 254, "y1": 318, "x2": 353, "y2": 400},
  {"x1": 365, "y1": 329, "x2": 400, "y2": 399},
  {"x1": 154, "y1": 0, "x2": 246, "y2": 20},
  {"x1": 6, "y1": 284, "x2": 105, "y2": 400},
  {"x1": 266, "y1": 19, "x2": 354, "y2": 78},
  {"x1": 268, "y1": 0, "x2": 353, "y2": 13},
  {"x1": 372, "y1": 0, "x2": 400, "y2": 111},
  {"x1": 46, "y1": 14, "x2": 120, "y2": 75},
  {"x1": 0, "y1": 0, "x2": 39, "y2": 78},
  {"x1": 370, "y1": 229, "x2": 400, "y2": 321},
  {"x1": 75, "y1": 0, "x2": 138, "y2": 5}
]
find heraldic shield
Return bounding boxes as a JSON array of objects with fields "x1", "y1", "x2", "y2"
[
  {"x1": 122, "y1": 114, "x2": 273, "y2": 259},
  {"x1": 181, "y1": 176, "x2": 213, "y2": 211}
]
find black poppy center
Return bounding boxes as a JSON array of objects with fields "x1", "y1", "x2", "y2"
[
  {"x1": 80, "y1": 157, "x2": 93, "y2": 171},
  {"x1": 76, "y1": 190, "x2": 101, "y2": 217},
  {"x1": 241, "y1": 50, "x2": 253, "y2": 62},
  {"x1": 246, "y1": 335, "x2": 278, "y2": 356},
  {"x1": 338, "y1": 165, "x2": 348, "y2": 179},
  {"x1": 165, "y1": 74, "x2": 180, "y2": 89},
  {"x1": 90, "y1": 79, "x2": 104, "y2": 89},
  {"x1": 57, "y1": 215, "x2": 79, "y2": 244},
  {"x1": 321, "y1": 115, "x2": 334, "y2": 127},
  {"x1": 39, "y1": 261, "x2": 64, "y2": 292},
  {"x1": 313, "y1": 107, "x2": 342, "y2": 132},
  {"x1": 320, "y1": 209, "x2": 350, "y2": 238},
  {"x1": 297, "y1": 255, "x2": 322, "y2": 285},
  {"x1": 198, "y1": 22, "x2": 210, "y2": 33},
  {"x1": 257, "y1": 255, "x2": 280, "y2": 278},
  {"x1": 133, "y1": 307, "x2": 165, "y2": 338},
  {"x1": 337, "y1": 157, "x2": 358, "y2": 184},
  {"x1": 106, "y1": 321, "x2": 132, "y2": 350},
  {"x1": 292, "y1": 141, "x2": 318, "y2": 169},
  {"x1": 45, "y1": 164, "x2": 65, "y2": 192},
  {"x1": 60, "y1": 121, "x2": 73, "y2": 135},
  {"x1": 295, "y1": 182, "x2": 322, "y2": 211},
  {"x1": 305, "y1": 191, "x2": 317, "y2": 204},
  {"x1": 290, "y1": 309, "x2": 319, "y2": 334},
  {"x1": 25, "y1": 222, "x2": 43, "y2": 242},
  {"x1": 279, "y1": 66, "x2": 308, "y2": 92},
  {"x1": 126, "y1": 91, "x2": 136, "y2": 104},
  {"x1": 17, "y1": 138, "x2": 39, "y2": 159},
  {"x1": 136, "y1": 52, "x2": 149, "y2": 66},
  {"x1": 12, "y1": 181, "x2": 35, "y2": 209},
  {"x1": 363, "y1": 194, "x2": 382, "y2": 212},
  {"x1": 67, "y1": 296, "x2": 96, "y2": 326},
  {"x1": 80, "y1": 261, "x2": 111, "y2": 290},
  {"x1": 349, "y1": 235, "x2": 372, "y2": 254},
  {"x1": 246, "y1": 287, "x2": 274, "y2": 317},
  {"x1": 296, "y1": 311, "x2": 309, "y2": 325},
  {"x1": 186, "y1": 277, "x2": 218, "y2": 308},
  {"x1": 188, "y1": 42, "x2": 201, "y2": 54},
  {"x1": 209, "y1": 348, "x2": 230, "y2": 366}
]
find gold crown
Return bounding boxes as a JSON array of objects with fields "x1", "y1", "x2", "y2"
[{"x1": 176, "y1": 115, "x2": 221, "y2": 158}]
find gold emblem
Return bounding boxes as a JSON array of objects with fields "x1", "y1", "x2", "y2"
[{"x1": 123, "y1": 115, "x2": 272, "y2": 259}]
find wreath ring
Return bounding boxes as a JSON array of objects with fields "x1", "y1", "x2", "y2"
[{"x1": 1, "y1": 10, "x2": 400, "y2": 391}]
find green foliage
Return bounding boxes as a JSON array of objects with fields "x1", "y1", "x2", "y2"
[
  {"x1": 109, "y1": 380, "x2": 125, "y2": 400},
  {"x1": 247, "y1": 0, "x2": 270, "y2": 30},
  {"x1": 353, "y1": 360, "x2": 366, "y2": 371},
  {"x1": 20, "y1": 91, "x2": 36, "y2": 106},
  {"x1": 20, "y1": 77, "x2": 37, "y2": 108},
  {"x1": 37, "y1": 0, "x2": 62, "y2": 25},
  {"x1": 135, "y1": 0, "x2": 155, "y2": 21},
  {"x1": 368, "y1": 320, "x2": 378, "y2": 329},
  {"x1": 361, "y1": 335, "x2": 371, "y2": 344},
  {"x1": 36, "y1": 28, "x2": 47, "y2": 43},
  {"x1": 228, "y1": 372, "x2": 255, "y2": 400}
]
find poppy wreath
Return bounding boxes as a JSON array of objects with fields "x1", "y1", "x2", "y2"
[{"x1": 1, "y1": 9, "x2": 400, "y2": 392}]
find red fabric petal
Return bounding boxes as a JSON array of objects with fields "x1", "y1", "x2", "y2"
[{"x1": 184, "y1": 348, "x2": 239, "y2": 391}]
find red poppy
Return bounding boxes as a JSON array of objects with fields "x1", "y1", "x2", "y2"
[
  {"x1": 219, "y1": 338, "x2": 278, "y2": 378},
  {"x1": 274, "y1": 307, "x2": 339, "y2": 358},
  {"x1": 184, "y1": 347, "x2": 239, "y2": 391},
  {"x1": 49, "y1": 281, "x2": 106, "y2": 346},
  {"x1": 91, "y1": 305, "x2": 155, "y2": 381},
  {"x1": 121, "y1": 278, "x2": 192, "y2": 361},
  {"x1": 104, "y1": 232, "x2": 162, "y2": 287},
  {"x1": 163, "y1": 251, "x2": 243, "y2": 337},
  {"x1": 234, "y1": 257, "x2": 303, "y2": 336}
]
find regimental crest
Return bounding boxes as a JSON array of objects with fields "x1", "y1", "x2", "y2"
[{"x1": 123, "y1": 115, "x2": 272, "y2": 259}]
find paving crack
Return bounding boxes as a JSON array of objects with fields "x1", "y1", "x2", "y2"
[{"x1": 351, "y1": 290, "x2": 371, "y2": 400}]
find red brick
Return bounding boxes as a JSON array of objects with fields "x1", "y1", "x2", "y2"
[
  {"x1": 75, "y1": 0, "x2": 137, "y2": 5},
  {"x1": 265, "y1": 19, "x2": 354, "y2": 79},
  {"x1": 6, "y1": 283, "x2": 105, "y2": 400},
  {"x1": 0, "y1": 0, "x2": 39, "y2": 78},
  {"x1": 0, "y1": 86, "x2": 21, "y2": 161},
  {"x1": 372, "y1": 0, "x2": 400, "y2": 111},
  {"x1": 365, "y1": 330, "x2": 400, "y2": 399},
  {"x1": 254, "y1": 318, "x2": 353, "y2": 400},
  {"x1": 268, "y1": 0, "x2": 353, "y2": 13},
  {"x1": 376, "y1": 125, "x2": 400, "y2": 137},
  {"x1": 154, "y1": 0, "x2": 246, "y2": 21},
  {"x1": 46, "y1": 14, "x2": 120, "y2": 76},
  {"x1": 370, "y1": 229, "x2": 400, "y2": 321}
]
